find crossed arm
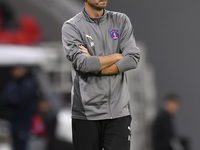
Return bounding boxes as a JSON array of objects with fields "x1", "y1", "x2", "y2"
[
  {"x1": 79, "y1": 45, "x2": 122, "y2": 75},
  {"x1": 62, "y1": 18, "x2": 139, "y2": 75}
]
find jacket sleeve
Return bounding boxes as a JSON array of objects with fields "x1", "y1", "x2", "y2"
[
  {"x1": 62, "y1": 23, "x2": 100, "y2": 73},
  {"x1": 115, "y1": 15, "x2": 140, "y2": 73}
]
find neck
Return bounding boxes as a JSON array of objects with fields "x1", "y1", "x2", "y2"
[{"x1": 84, "y1": 4, "x2": 104, "y2": 18}]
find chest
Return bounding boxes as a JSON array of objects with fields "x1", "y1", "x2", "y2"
[{"x1": 78, "y1": 21, "x2": 122, "y2": 56}]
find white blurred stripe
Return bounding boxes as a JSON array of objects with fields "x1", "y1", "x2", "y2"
[{"x1": 0, "y1": 143, "x2": 12, "y2": 150}]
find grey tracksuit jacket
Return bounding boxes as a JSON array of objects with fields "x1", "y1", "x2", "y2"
[{"x1": 62, "y1": 8, "x2": 140, "y2": 120}]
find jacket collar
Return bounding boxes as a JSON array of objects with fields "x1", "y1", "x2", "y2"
[{"x1": 81, "y1": 7, "x2": 107, "y2": 24}]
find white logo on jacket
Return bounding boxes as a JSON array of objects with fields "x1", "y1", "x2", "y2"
[
  {"x1": 86, "y1": 34, "x2": 93, "y2": 40},
  {"x1": 86, "y1": 34, "x2": 94, "y2": 47}
]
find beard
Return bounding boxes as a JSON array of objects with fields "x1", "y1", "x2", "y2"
[{"x1": 88, "y1": 0, "x2": 108, "y2": 10}]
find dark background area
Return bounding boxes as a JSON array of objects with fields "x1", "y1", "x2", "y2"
[{"x1": 106, "y1": 0, "x2": 200, "y2": 150}]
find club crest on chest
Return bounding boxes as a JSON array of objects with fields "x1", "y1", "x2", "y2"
[{"x1": 110, "y1": 29, "x2": 119, "y2": 40}]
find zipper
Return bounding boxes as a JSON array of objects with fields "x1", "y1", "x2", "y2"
[
  {"x1": 97, "y1": 20, "x2": 106, "y2": 55},
  {"x1": 108, "y1": 76, "x2": 113, "y2": 119},
  {"x1": 97, "y1": 20, "x2": 113, "y2": 119}
]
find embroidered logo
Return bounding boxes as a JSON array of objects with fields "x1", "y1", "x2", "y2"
[{"x1": 110, "y1": 29, "x2": 119, "y2": 40}]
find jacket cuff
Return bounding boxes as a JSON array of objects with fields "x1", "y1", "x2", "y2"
[
  {"x1": 81, "y1": 56, "x2": 100, "y2": 72},
  {"x1": 115, "y1": 56, "x2": 137, "y2": 73}
]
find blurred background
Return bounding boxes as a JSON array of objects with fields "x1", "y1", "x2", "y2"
[{"x1": 0, "y1": 0, "x2": 199, "y2": 150}]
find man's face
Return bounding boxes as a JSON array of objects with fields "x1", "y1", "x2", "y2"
[
  {"x1": 165, "y1": 100, "x2": 179, "y2": 114},
  {"x1": 12, "y1": 67, "x2": 26, "y2": 79},
  {"x1": 85, "y1": 0, "x2": 108, "y2": 10}
]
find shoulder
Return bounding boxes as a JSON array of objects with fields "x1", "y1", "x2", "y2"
[
  {"x1": 106, "y1": 10, "x2": 130, "y2": 22},
  {"x1": 62, "y1": 12, "x2": 83, "y2": 30},
  {"x1": 156, "y1": 110, "x2": 169, "y2": 120}
]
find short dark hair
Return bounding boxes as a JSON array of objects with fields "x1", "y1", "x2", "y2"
[{"x1": 164, "y1": 93, "x2": 180, "y2": 102}]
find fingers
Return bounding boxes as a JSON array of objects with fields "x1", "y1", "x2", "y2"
[
  {"x1": 79, "y1": 45, "x2": 91, "y2": 56},
  {"x1": 79, "y1": 45, "x2": 87, "y2": 51},
  {"x1": 80, "y1": 48, "x2": 88, "y2": 54},
  {"x1": 79, "y1": 45, "x2": 88, "y2": 53}
]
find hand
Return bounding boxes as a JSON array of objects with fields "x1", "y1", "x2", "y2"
[
  {"x1": 79, "y1": 45, "x2": 91, "y2": 57},
  {"x1": 117, "y1": 53, "x2": 123, "y2": 59}
]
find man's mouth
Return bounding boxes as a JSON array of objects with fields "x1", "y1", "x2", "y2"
[{"x1": 99, "y1": 0, "x2": 107, "y2": 2}]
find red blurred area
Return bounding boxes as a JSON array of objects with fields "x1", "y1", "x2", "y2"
[
  {"x1": 0, "y1": 15, "x2": 42, "y2": 45},
  {"x1": 31, "y1": 114, "x2": 46, "y2": 136}
]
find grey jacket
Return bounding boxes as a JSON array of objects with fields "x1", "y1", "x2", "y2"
[{"x1": 62, "y1": 8, "x2": 140, "y2": 120}]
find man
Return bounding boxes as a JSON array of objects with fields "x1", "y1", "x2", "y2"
[
  {"x1": 0, "y1": 66, "x2": 37, "y2": 150},
  {"x1": 152, "y1": 94, "x2": 180, "y2": 150},
  {"x1": 62, "y1": 0, "x2": 140, "y2": 150}
]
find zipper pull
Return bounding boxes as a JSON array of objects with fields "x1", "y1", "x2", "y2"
[{"x1": 97, "y1": 19, "x2": 100, "y2": 25}]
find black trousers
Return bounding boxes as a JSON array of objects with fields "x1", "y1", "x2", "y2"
[
  {"x1": 72, "y1": 115, "x2": 132, "y2": 150},
  {"x1": 11, "y1": 122, "x2": 30, "y2": 150}
]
